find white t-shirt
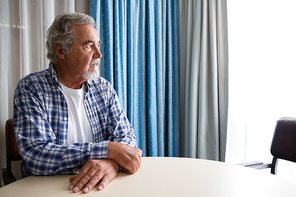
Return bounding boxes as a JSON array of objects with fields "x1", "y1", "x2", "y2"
[{"x1": 60, "y1": 83, "x2": 93, "y2": 145}]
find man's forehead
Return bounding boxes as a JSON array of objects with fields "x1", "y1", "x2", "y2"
[{"x1": 73, "y1": 24, "x2": 100, "y2": 43}]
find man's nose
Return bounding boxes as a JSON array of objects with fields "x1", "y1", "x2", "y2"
[{"x1": 93, "y1": 45, "x2": 102, "y2": 59}]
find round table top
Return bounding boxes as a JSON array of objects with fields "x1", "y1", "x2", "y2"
[{"x1": 1, "y1": 157, "x2": 296, "y2": 196}]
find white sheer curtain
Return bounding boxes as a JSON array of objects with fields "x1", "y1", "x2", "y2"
[
  {"x1": 226, "y1": 0, "x2": 296, "y2": 183},
  {"x1": 0, "y1": 0, "x2": 90, "y2": 187},
  {"x1": 179, "y1": 0, "x2": 228, "y2": 161}
]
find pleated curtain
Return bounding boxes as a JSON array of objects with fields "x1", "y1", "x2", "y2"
[
  {"x1": 179, "y1": 0, "x2": 228, "y2": 161},
  {"x1": 90, "y1": 0, "x2": 180, "y2": 157}
]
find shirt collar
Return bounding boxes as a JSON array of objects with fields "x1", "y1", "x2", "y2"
[{"x1": 49, "y1": 62, "x2": 90, "y2": 92}]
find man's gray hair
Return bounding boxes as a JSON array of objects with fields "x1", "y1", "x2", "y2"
[{"x1": 46, "y1": 12, "x2": 95, "y2": 62}]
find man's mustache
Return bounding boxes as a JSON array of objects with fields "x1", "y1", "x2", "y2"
[{"x1": 90, "y1": 59, "x2": 100, "y2": 66}]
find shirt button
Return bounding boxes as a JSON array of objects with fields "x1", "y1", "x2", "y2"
[{"x1": 64, "y1": 117, "x2": 67, "y2": 121}]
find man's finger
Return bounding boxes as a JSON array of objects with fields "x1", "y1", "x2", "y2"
[
  {"x1": 69, "y1": 165, "x2": 97, "y2": 192},
  {"x1": 68, "y1": 164, "x2": 91, "y2": 190},
  {"x1": 69, "y1": 175, "x2": 76, "y2": 182},
  {"x1": 82, "y1": 173, "x2": 104, "y2": 194},
  {"x1": 97, "y1": 176, "x2": 111, "y2": 191}
]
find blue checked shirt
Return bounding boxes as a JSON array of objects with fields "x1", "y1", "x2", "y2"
[{"x1": 13, "y1": 63, "x2": 136, "y2": 178}]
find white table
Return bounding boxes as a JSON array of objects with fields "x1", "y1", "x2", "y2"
[{"x1": 1, "y1": 157, "x2": 296, "y2": 196}]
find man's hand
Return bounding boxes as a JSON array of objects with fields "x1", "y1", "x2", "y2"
[
  {"x1": 107, "y1": 142, "x2": 142, "y2": 174},
  {"x1": 68, "y1": 159, "x2": 119, "y2": 194}
]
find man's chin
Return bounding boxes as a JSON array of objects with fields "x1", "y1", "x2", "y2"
[
  {"x1": 82, "y1": 67, "x2": 100, "y2": 80},
  {"x1": 89, "y1": 64, "x2": 98, "y2": 72}
]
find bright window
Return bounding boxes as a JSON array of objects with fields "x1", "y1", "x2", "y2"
[{"x1": 226, "y1": 0, "x2": 296, "y2": 183}]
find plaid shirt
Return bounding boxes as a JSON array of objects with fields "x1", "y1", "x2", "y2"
[{"x1": 13, "y1": 63, "x2": 136, "y2": 178}]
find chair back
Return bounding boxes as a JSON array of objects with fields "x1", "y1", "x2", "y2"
[
  {"x1": 2, "y1": 118, "x2": 22, "y2": 185},
  {"x1": 6, "y1": 119, "x2": 22, "y2": 163},
  {"x1": 270, "y1": 118, "x2": 296, "y2": 174}
]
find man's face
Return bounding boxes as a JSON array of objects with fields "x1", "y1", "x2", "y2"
[{"x1": 63, "y1": 24, "x2": 102, "y2": 81}]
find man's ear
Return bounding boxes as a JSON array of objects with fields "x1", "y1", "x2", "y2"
[{"x1": 53, "y1": 42, "x2": 65, "y2": 59}]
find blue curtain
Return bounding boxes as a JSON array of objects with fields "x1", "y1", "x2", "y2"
[{"x1": 90, "y1": 0, "x2": 180, "y2": 157}]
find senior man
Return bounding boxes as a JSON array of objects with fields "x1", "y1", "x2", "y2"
[{"x1": 13, "y1": 12, "x2": 142, "y2": 194}]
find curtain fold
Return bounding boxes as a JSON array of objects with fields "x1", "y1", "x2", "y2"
[
  {"x1": 90, "y1": 0, "x2": 180, "y2": 157},
  {"x1": 179, "y1": 0, "x2": 228, "y2": 161},
  {"x1": 0, "y1": 0, "x2": 90, "y2": 187}
]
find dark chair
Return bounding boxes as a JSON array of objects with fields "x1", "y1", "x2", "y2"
[
  {"x1": 2, "y1": 119, "x2": 22, "y2": 185},
  {"x1": 241, "y1": 117, "x2": 296, "y2": 175}
]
